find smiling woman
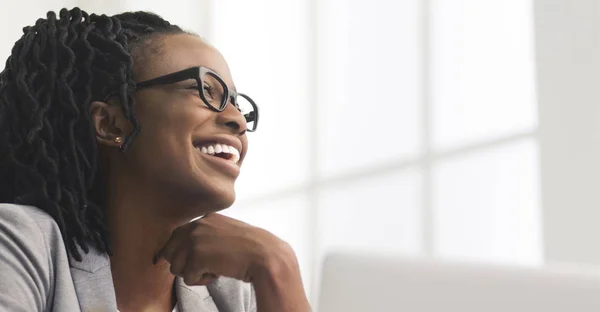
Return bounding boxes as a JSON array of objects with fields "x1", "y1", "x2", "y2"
[{"x1": 0, "y1": 7, "x2": 308, "y2": 312}]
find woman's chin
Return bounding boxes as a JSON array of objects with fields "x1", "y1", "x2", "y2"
[
  {"x1": 174, "y1": 193, "x2": 235, "y2": 221},
  {"x1": 198, "y1": 188, "x2": 237, "y2": 212},
  {"x1": 173, "y1": 180, "x2": 237, "y2": 215}
]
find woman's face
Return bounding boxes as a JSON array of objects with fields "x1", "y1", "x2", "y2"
[{"x1": 111, "y1": 34, "x2": 248, "y2": 212}]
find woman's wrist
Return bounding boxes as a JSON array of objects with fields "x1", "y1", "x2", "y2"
[{"x1": 251, "y1": 242, "x2": 311, "y2": 311}]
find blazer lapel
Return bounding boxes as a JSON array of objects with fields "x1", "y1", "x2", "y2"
[
  {"x1": 69, "y1": 246, "x2": 219, "y2": 312},
  {"x1": 69, "y1": 246, "x2": 117, "y2": 312},
  {"x1": 175, "y1": 277, "x2": 220, "y2": 312}
]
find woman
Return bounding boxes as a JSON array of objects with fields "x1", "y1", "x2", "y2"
[{"x1": 0, "y1": 7, "x2": 310, "y2": 312}]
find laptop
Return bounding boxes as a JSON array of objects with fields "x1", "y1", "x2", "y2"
[{"x1": 317, "y1": 252, "x2": 600, "y2": 312}]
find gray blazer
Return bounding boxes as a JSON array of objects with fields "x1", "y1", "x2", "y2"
[{"x1": 0, "y1": 203, "x2": 256, "y2": 312}]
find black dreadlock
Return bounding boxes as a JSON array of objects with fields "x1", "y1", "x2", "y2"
[{"x1": 0, "y1": 8, "x2": 184, "y2": 261}]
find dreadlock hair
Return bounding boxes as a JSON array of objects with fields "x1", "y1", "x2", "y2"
[{"x1": 0, "y1": 7, "x2": 185, "y2": 261}]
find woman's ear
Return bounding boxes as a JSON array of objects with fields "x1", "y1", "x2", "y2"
[{"x1": 90, "y1": 101, "x2": 132, "y2": 148}]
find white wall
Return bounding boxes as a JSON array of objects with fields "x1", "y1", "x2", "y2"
[
  {"x1": 0, "y1": 0, "x2": 74, "y2": 62},
  {"x1": 534, "y1": 0, "x2": 600, "y2": 266}
]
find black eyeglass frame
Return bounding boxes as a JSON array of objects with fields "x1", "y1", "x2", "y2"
[{"x1": 135, "y1": 66, "x2": 259, "y2": 132}]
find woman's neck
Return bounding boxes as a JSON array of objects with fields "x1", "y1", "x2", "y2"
[{"x1": 105, "y1": 180, "x2": 182, "y2": 312}]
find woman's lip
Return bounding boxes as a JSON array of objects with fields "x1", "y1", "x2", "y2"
[{"x1": 197, "y1": 150, "x2": 241, "y2": 176}]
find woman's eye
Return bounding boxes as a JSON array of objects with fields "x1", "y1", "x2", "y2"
[
  {"x1": 185, "y1": 84, "x2": 200, "y2": 92},
  {"x1": 203, "y1": 84, "x2": 214, "y2": 98}
]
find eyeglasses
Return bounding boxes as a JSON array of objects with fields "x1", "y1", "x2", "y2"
[{"x1": 135, "y1": 66, "x2": 259, "y2": 132}]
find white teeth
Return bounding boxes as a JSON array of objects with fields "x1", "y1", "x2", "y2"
[
  {"x1": 230, "y1": 148, "x2": 240, "y2": 163},
  {"x1": 195, "y1": 143, "x2": 241, "y2": 164}
]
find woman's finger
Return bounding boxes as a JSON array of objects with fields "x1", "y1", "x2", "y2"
[
  {"x1": 181, "y1": 249, "x2": 211, "y2": 284},
  {"x1": 167, "y1": 244, "x2": 190, "y2": 276},
  {"x1": 154, "y1": 226, "x2": 189, "y2": 264},
  {"x1": 184, "y1": 271, "x2": 218, "y2": 286},
  {"x1": 194, "y1": 273, "x2": 218, "y2": 286}
]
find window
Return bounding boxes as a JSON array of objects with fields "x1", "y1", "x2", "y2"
[{"x1": 214, "y1": 0, "x2": 540, "y2": 300}]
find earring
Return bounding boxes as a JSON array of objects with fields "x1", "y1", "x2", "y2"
[{"x1": 114, "y1": 136, "x2": 124, "y2": 148}]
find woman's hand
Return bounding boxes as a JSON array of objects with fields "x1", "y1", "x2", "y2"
[
  {"x1": 155, "y1": 212, "x2": 286, "y2": 284},
  {"x1": 155, "y1": 212, "x2": 311, "y2": 311}
]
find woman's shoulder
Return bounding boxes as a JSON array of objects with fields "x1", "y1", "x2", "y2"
[
  {"x1": 0, "y1": 203, "x2": 65, "y2": 264},
  {"x1": 0, "y1": 203, "x2": 69, "y2": 310},
  {"x1": 0, "y1": 203, "x2": 63, "y2": 242},
  {"x1": 1, "y1": 202, "x2": 55, "y2": 220},
  {"x1": 0, "y1": 203, "x2": 67, "y2": 269}
]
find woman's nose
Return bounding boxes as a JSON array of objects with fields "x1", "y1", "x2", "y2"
[{"x1": 216, "y1": 98, "x2": 247, "y2": 134}]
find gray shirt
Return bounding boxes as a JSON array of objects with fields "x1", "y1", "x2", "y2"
[{"x1": 0, "y1": 203, "x2": 256, "y2": 312}]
